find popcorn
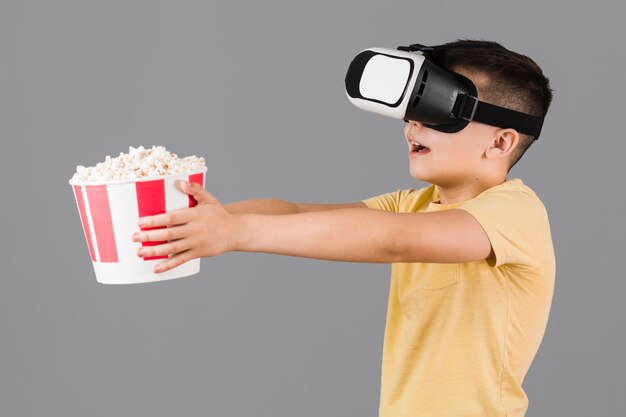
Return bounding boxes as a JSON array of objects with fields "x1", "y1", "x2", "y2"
[{"x1": 71, "y1": 146, "x2": 206, "y2": 183}]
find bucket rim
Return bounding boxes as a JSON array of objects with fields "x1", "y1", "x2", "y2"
[{"x1": 68, "y1": 167, "x2": 207, "y2": 187}]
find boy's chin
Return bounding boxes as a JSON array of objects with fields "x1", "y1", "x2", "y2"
[
  {"x1": 410, "y1": 174, "x2": 434, "y2": 185},
  {"x1": 409, "y1": 168, "x2": 443, "y2": 186},
  {"x1": 409, "y1": 167, "x2": 431, "y2": 183}
]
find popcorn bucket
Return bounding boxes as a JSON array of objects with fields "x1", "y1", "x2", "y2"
[{"x1": 68, "y1": 168, "x2": 207, "y2": 284}]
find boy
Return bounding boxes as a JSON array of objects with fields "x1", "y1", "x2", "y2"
[{"x1": 131, "y1": 39, "x2": 555, "y2": 417}]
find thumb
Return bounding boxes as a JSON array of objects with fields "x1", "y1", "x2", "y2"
[{"x1": 178, "y1": 180, "x2": 219, "y2": 205}]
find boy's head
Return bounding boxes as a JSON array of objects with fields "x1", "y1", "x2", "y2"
[{"x1": 404, "y1": 39, "x2": 553, "y2": 185}]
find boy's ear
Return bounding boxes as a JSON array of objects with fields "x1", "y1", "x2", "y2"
[{"x1": 486, "y1": 128, "x2": 520, "y2": 159}]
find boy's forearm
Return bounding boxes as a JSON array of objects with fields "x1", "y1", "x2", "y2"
[
  {"x1": 223, "y1": 198, "x2": 300, "y2": 215},
  {"x1": 232, "y1": 208, "x2": 402, "y2": 263}
]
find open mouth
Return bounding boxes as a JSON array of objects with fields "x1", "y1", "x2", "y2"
[{"x1": 409, "y1": 140, "x2": 430, "y2": 153}]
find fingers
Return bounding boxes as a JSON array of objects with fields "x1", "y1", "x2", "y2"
[
  {"x1": 132, "y1": 225, "x2": 189, "y2": 243},
  {"x1": 136, "y1": 238, "x2": 192, "y2": 259},
  {"x1": 153, "y1": 249, "x2": 195, "y2": 273},
  {"x1": 178, "y1": 180, "x2": 218, "y2": 205},
  {"x1": 137, "y1": 207, "x2": 193, "y2": 228}
]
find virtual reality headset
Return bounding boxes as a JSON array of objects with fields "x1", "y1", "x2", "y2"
[{"x1": 344, "y1": 43, "x2": 545, "y2": 139}]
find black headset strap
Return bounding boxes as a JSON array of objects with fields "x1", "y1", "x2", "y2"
[
  {"x1": 452, "y1": 90, "x2": 545, "y2": 139},
  {"x1": 455, "y1": 94, "x2": 544, "y2": 139},
  {"x1": 474, "y1": 101, "x2": 544, "y2": 139},
  {"x1": 452, "y1": 95, "x2": 542, "y2": 140}
]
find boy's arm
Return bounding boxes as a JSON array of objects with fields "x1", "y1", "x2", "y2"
[
  {"x1": 223, "y1": 198, "x2": 366, "y2": 215},
  {"x1": 134, "y1": 182, "x2": 492, "y2": 271},
  {"x1": 234, "y1": 207, "x2": 493, "y2": 264}
]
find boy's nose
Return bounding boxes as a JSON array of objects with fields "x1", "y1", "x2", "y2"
[{"x1": 407, "y1": 120, "x2": 425, "y2": 132}]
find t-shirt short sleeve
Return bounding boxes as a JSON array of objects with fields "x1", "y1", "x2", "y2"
[
  {"x1": 362, "y1": 189, "x2": 403, "y2": 212},
  {"x1": 459, "y1": 187, "x2": 552, "y2": 268}
]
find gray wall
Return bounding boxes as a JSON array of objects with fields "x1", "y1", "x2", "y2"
[{"x1": 1, "y1": 1, "x2": 623, "y2": 416}]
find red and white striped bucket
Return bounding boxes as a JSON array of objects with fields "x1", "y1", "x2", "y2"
[{"x1": 69, "y1": 168, "x2": 207, "y2": 284}]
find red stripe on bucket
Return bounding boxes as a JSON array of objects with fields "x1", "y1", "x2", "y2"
[
  {"x1": 188, "y1": 173, "x2": 204, "y2": 207},
  {"x1": 86, "y1": 185, "x2": 119, "y2": 263},
  {"x1": 136, "y1": 179, "x2": 168, "y2": 261},
  {"x1": 73, "y1": 185, "x2": 97, "y2": 262}
]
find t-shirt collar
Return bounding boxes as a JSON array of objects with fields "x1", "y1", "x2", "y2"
[{"x1": 427, "y1": 178, "x2": 522, "y2": 212}]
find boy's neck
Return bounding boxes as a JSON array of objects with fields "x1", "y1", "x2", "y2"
[{"x1": 435, "y1": 177, "x2": 508, "y2": 205}]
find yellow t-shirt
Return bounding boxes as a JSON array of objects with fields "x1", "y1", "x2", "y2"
[{"x1": 362, "y1": 178, "x2": 555, "y2": 417}]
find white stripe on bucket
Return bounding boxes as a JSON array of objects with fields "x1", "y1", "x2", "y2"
[
  {"x1": 107, "y1": 182, "x2": 141, "y2": 265},
  {"x1": 165, "y1": 176, "x2": 191, "y2": 216}
]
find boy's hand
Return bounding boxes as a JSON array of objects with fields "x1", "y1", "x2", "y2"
[{"x1": 131, "y1": 180, "x2": 238, "y2": 273}]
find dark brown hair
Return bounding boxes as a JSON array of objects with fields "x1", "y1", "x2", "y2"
[{"x1": 427, "y1": 39, "x2": 554, "y2": 172}]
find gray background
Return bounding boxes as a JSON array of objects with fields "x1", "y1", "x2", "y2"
[{"x1": 1, "y1": 1, "x2": 623, "y2": 416}]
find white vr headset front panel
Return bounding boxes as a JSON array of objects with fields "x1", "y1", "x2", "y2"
[
  {"x1": 359, "y1": 55, "x2": 411, "y2": 104},
  {"x1": 346, "y1": 47, "x2": 425, "y2": 119}
]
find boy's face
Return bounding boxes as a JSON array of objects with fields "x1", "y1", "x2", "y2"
[{"x1": 404, "y1": 68, "x2": 503, "y2": 187}]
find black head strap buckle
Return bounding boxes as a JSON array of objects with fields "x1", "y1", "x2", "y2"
[
  {"x1": 456, "y1": 94, "x2": 479, "y2": 122},
  {"x1": 397, "y1": 43, "x2": 435, "y2": 53}
]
